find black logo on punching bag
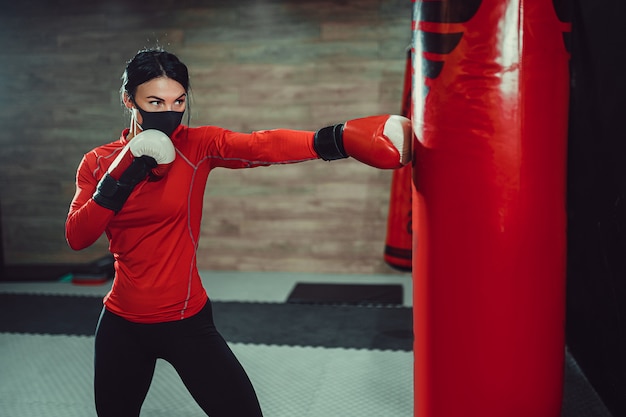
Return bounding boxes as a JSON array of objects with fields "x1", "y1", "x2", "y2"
[
  {"x1": 414, "y1": 0, "x2": 570, "y2": 79},
  {"x1": 414, "y1": 0, "x2": 482, "y2": 80}
]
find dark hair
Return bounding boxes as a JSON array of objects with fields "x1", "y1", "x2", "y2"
[{"x1": 121, "y1": 47, "x2": 190, "y2": 101}]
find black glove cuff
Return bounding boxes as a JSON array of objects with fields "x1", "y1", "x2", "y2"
[
  {"x1": 92, "y1": 174, "x2": 132, "y2": 213},
  {"x1": 92, "y1": 156, "x2": 153, "y2": 213},
  {"x1": 313, "y1": 123, "x2": 348, "y2": 161}
]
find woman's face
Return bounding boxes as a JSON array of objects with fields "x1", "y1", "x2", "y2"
[{"x1": 124, "y1": 76, "x2": 187, "y2": 120}]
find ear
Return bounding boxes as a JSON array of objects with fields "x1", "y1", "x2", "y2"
[{"x1": 122, "y1": 92, "x2": 134, "y2": 109}]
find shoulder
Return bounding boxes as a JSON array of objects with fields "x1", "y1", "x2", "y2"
[
  {"x1": 171, "y1": 125, "x2": 232, "y2": 151},
  {"x1": 173, "y1": 125, "x2": 228, "y2": 140},
  {"x1": 79, "y1": 136, "x2": 125, "y2": 177},
  {"x1": 86, "y1": 140, "x2": 124, "y2": 162}
]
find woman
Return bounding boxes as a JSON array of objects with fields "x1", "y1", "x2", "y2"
[{"x1": 66, "y1": 47, "x2": 410, "y2": 417}]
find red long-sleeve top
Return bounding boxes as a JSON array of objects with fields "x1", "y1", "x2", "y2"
[{"x1": 66, "y1": 125, "x2": 318, "y2": 323}]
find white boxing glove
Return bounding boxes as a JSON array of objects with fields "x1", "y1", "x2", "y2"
[{"x1": 92, "y1": 130, "x2": 176, "y2": 212}]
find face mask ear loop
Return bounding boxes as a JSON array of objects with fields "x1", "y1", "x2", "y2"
[
  {"x1": 127, "y1": 96, "x2": 141, "y2": 129},
  {"x1": 130, "y1": 97, "x2": 149, "y2": 132}
]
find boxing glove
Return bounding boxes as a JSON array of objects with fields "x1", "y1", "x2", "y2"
[
  {"x1": 92, "y1": 130, "x2": 176, "y2": 213},
  {"x1": 313, "y1": 115, "x2": 412, "y2": 169},
  {"x1": 131, "y1": 130, "x2": 176, "y2": 179}
]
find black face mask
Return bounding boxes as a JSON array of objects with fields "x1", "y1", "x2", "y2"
[{"x1": 135, "y1": 105, "x2": 184, "y2": 137}]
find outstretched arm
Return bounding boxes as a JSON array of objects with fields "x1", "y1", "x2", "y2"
[{"x1": 209, "y1": 115, "x2": 411, "y2": 169}]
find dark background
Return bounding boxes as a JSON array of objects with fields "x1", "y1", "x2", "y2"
[{"x1": 567, "y1": 1, "x2": 626, "y2": 416}]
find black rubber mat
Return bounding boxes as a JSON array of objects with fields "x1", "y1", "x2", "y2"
[
  {"x1": 0, "y1": 294, "x2": 412, "y2": 351},
  {"x1": 0, "y1": 264, "x2": 74, "y2": 282},
  {"x1": 287, "y1": 283, "x2": 403, "y2": 305},
  {"x1": 1, "y1": 255, "x2": 115, "y2": 283}
]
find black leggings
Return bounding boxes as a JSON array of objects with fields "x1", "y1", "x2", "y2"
[{"x1": 94, "y1": 300, "x2": 263, "y2": 417}]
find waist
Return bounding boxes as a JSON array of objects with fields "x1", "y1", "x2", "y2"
[{"x1": 104, "y1": 283, "x2": 208, "y2": 323}]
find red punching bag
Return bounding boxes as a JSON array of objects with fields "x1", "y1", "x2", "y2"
[
  {"x1": 411, "y1": 1, "x2": 571, "y2": 417},
  {"x1": 384, "y1": 49, "x2": 414, "y2": 271}
]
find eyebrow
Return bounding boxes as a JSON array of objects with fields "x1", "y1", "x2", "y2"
[{"x1": 146, "y1": 93, "x2": 187, "y2": 101}]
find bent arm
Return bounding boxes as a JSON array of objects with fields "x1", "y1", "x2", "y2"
[{"x1": 65, "y1": 157, "x2": 114, "y2": 250}]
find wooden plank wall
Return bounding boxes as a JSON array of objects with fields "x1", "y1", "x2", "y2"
[{"x1": 0, "y1": 0, "x2": 412, "y2": 275}]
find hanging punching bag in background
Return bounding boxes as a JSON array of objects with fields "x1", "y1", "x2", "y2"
[
  {"x1": 411, "y1": 1, "x2": 570, "y2": 417},
  {"x1": 384, "y1": 48, "x2": 414, "y2": 271}
]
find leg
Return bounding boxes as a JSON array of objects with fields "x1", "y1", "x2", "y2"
[
  {"x1": 94, "y1": 308, "x2": 157, "y2": 417},
  {"x1": 162, "y1": 302, "x2": 263, "y2": 417}
]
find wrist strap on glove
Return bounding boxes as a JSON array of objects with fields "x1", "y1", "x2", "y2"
[
  {"x1": 93, "y1": 156, "x2": 156, "y2": 213},
  {"x1": 313, "y1": 124, "x2": 348, "y2": 161}
]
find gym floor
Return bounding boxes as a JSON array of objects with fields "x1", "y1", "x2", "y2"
[{"x1": 0, "y1": 271, "x2": 613, "y2": 417}]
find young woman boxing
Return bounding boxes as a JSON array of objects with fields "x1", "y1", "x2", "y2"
[{"x1": 66, "y1": 47, "x2": 411, "y2": 417}]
